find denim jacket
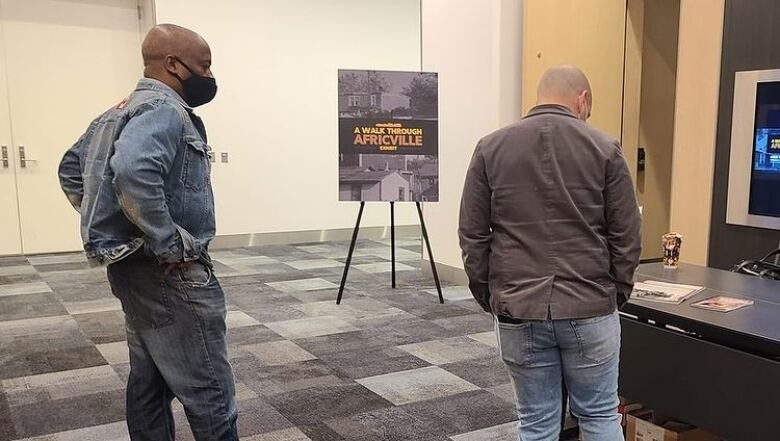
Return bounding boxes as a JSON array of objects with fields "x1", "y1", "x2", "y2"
[{"x1": 58, "y1": 78, "x2": 215, "y2": 266}]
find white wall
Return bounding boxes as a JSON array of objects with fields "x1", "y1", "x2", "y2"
[
  {"x1": 421, "y1": 0, "x2": 523, "y2": 270},
  {"x1": 154, "y1": 0, "x2": 422, "y2": 235}
]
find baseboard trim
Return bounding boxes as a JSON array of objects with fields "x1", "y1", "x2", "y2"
[
  {"x1": 421, "y1": 258, "x2": 468, "y2": 286},
  {"x1": 210, "y1": 224, "x2": 421, "y2": 249}
]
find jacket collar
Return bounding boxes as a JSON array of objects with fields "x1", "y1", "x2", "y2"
[
  {"x1": 135, "y1": 78, "x2": 192, "y2": 110},
  {"x1": 524, "y1": 104, "x2": 578, "y2": 120}
]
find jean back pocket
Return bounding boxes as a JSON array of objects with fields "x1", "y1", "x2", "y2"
[
  {"x1": 108, "y1": 266, "x2": 174, "y2": 329},
  {"x1": 569, "y1": 312, "x2": 620, "y2": 364},
  {"x1": 496, "y1": 320, "x2": 534, "y2": 367}
]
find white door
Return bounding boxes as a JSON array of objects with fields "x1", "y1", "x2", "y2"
[
  {"x1": 0, "y1": 0, "x2": 143, "y2": 254},
  {"x1": 0, "y1": 18, "x2": 22, "y2": 256}
]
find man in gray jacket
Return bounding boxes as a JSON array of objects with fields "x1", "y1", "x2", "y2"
[{"x1": 459, "y1": 65, "x2": 641, "y2": 441}]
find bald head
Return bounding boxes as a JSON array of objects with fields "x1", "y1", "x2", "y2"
[
  {"x1": 141, "y1": 24, "x2": 213, "y2": 101},
  {"x1": 142, "y1": 24, "x2": 207, "y2": 67},
  {"x1": 536, "y1": 65, "x2": 592, "y2": 121}
]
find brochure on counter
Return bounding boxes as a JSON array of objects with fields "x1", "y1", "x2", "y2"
[
  {"x1": 631, "y1": 280, "x2": 705, "y2": 304},
  {"x1": 691, "y1": 295, "x2": 754, "y2": 312}
]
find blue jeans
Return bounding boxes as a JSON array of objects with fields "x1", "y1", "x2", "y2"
[
  {"x1": 496, "y1": 311, "x2": 623, "y2": 441},
  {"x1": 107, "y1": 253, "x2": 238, "y2": 441}
]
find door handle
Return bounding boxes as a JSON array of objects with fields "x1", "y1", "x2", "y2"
[
  {"x1": 1, "y1": 146, "x2": 7, "y2": 168},
  {"x1": 19, "y1": 146, "x2": 37, "y2": 168}
]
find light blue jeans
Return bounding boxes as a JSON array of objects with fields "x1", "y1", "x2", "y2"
[{"x1": 496, "y1": 311, "x2": 623, "y2": 441}]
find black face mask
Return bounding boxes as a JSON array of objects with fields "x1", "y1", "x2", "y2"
[{"x1": 174, "y1": 57, "x2": 217, "y2": 107}]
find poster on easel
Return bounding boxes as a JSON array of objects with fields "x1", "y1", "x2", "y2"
[{"x1": 338, "y1": 69, "x2": 439, "y2": 202}]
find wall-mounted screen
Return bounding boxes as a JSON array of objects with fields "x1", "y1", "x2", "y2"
[
  {"x1": 750, "y1": 82, "x2": 780, "y2": 217},
  {"x1": 727, "y1": 69, "x2": 780, "y2": 230}
]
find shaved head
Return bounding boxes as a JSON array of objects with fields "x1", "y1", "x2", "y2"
[
  {"x1": 536, "y1": 65, "x2": 592, "y2": 121},
  {"x1": 141, "y1": 24, "x2": 213, "y2": 101},
  {"x1": 142, "y1": 24, "x2": 207, "y2": 67}
]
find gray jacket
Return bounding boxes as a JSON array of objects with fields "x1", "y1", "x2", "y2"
[{"x1": 459, "y1": 104, "x2": 642, "y2": 320}]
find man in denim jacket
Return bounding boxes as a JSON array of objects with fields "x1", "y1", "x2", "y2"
[{"x1": 58, "y1": 24, "x2": 237, "y2": 441}]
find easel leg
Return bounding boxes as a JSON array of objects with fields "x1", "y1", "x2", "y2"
[
  {"x1": 416, "y1": 202, "x2": 444, "y2": 304},
  {"x1": 337, "y1": 202, "x2": 365, "y2": 304},
  {"x1": 390, "y1": 201, "x2": 396, "y2": 289}
]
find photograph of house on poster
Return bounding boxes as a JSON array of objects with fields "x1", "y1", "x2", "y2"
[{"x1": 338, "y1": 69, "x2": 439, "y2": 202}]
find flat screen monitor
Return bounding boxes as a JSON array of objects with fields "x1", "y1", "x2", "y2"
[
  {"x1": 727, "y1": 69, "x2": 780, "y2": 230},
  {"x1": 749, "y1": 82, "x2": 780, "y2": 217}
]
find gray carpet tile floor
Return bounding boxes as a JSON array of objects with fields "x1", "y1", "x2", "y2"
[{"x1": 0, "y1": 238, "x2": 580, "y2": 441}]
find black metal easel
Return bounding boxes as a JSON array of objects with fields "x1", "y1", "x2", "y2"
[{"x1": 336, "y1": 201, "x2": 445, "y2": 304}]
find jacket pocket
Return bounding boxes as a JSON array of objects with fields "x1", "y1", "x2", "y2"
[{"x1": 181, "y1": 136, "x2": 211, "y2": 191}]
